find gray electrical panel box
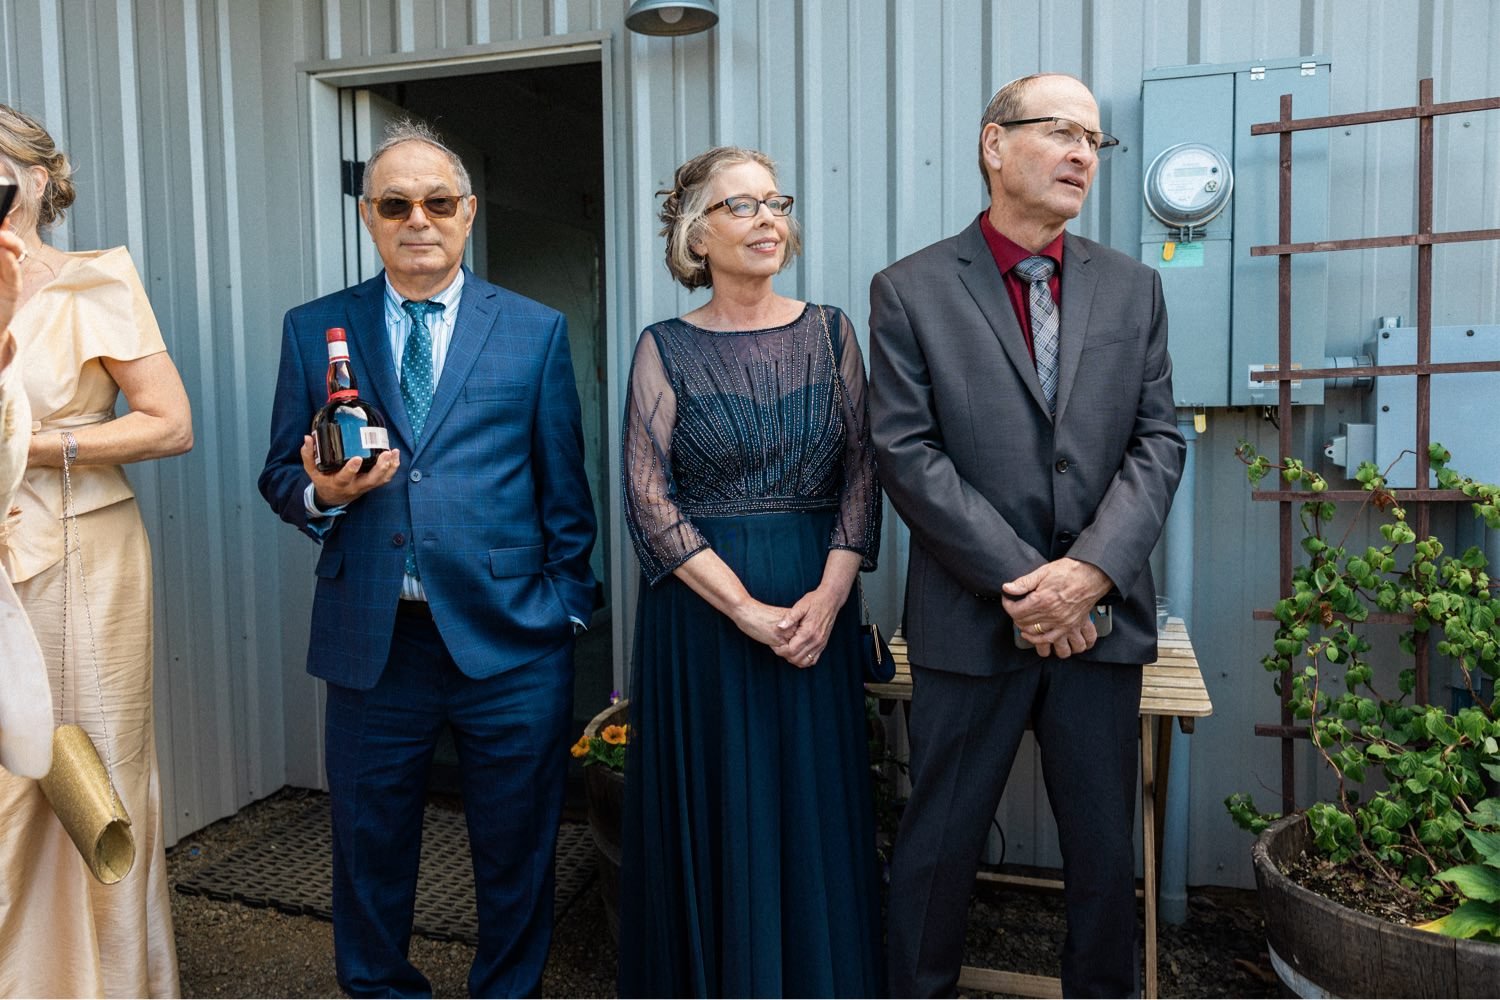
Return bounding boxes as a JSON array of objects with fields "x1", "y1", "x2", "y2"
[
  {"x1": 1140, "y1": 57, "x2": 1331, "y2": 407},
  {"x1": 1372, "y1": 324, "x2": 1500, "y2": 488}
]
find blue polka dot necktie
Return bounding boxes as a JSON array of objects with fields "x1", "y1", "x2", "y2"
[
  {"x1": 1014, "y1": 255, "x2": 1060, "y2": 415},
  {"x1": 400, "y1": 299, "x2": 441, "y2": 580},
  {"x1": 400, "y1": 299, "x2": 442, "y2": 443}
]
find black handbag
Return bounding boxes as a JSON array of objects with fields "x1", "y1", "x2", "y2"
[{"x1": 864, "y1": 605, "x2": 894, "y2": 683}]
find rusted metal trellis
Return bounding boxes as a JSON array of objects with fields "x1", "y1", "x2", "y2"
[{"x1": 1246, "y1": 79, "x2": 1500, "y2": 814}]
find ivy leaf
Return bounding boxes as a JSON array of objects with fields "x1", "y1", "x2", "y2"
[
  {"x1": 1470, "y1": 800, "x2": 1500, "y2": 828},
  {"x1": 1428, "y1": 901, "x2": 1500, "y2": 941},
  {"x1": 1436, "y1": 864, "x2": 1500, "y2": 903},
  {"x1": 1466, "y1": 828, "x2": 1500, "y2": 867}
]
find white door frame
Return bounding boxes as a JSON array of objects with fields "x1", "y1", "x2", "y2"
[{"x1": 298, "y1": 33, "x2": 607, "y2": 299}]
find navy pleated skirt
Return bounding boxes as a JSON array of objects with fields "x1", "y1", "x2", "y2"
[{"x1": 618, "y1": 510, "x2": 882, "y2": 998}]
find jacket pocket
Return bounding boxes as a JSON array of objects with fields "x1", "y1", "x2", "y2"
[
  {"x1": 315, "y1": 548, "x2": 343, "y2": 579},
  {"x1": 489, "y1": 544, "x2": 544, "y2": 578},
  {"x1": 465, "y1": 380, "x2": 531, "y2": 402}
]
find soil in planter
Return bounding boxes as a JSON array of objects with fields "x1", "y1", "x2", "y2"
[{"x1": 1281, "y1": 850, "x2": 1448, "y2": 927}]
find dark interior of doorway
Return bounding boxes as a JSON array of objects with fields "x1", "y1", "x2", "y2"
[{"x1": 363, "y1": 62, "x2": 611, "y2": 805}]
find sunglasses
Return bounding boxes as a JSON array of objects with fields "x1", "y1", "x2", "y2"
[{"x1": 368, "y1": 194, "x2": 467, "y2": 221}]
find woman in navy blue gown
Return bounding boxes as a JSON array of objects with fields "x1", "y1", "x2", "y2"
[{"x1": 618, "y1": 146, "x2": 882, "y2": 998}]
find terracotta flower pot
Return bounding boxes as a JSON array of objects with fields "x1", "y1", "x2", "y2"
[
  {"x1": 583, "y1": 699, "x2": 627, "y2": 944},
  {"x1": 1253, "y1": 813, "x2": 1500, "y2": 996}
]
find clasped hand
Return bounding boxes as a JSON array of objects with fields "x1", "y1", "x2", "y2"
[
  {"x1": 300, "y1": 434, "x2": 401, "y2": 508},
  {"x1": 1001, "y1": 557, "x2": 1111, "y2": 659},
  {"x1": 732, "y1": 586, "x2": 842, "y2": 669}
]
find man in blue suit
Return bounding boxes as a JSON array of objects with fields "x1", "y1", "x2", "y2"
[{"x1": 259, "y1": 120, "x2": 596, "y2": 997}]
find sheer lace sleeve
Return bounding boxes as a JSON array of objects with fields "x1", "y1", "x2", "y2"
[
  {"x1": 622, "y1": 328, "x2": 710, "y2": 585},
  {"x1": 828, "y1": 308, "x2": 882, "y2": 569}
]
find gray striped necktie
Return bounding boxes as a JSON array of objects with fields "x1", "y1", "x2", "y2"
[{"x1": 1014, "y1": 255, "x2": 1060, "y2": 414}]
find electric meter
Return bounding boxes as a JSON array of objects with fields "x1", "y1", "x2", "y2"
[{"x1": 1143, "y1": 142, "x2": 1234, "y2": 234}]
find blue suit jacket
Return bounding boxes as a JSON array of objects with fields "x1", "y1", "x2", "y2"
[{"x1": 258, "y1": 268, "x2": 597, "y2": 690}]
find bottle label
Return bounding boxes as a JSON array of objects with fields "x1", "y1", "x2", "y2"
[
  {"x1": 327, "y1": 342, "x2": 350, "y2": 362},
  {"x1": 360, "y1": 426, "x2": 389, "y2": 450}
]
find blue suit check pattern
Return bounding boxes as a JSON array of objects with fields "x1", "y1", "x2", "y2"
[
  {"x1": 401, "y1": 299, "x2": 442, "y2": 577},
  {"x1": 1014, "y1": 255, "x2": 1060, "y2": 414}
]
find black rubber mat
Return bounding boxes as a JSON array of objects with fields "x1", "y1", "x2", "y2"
[{"x1": 175, "y1": 796, "x2": 595, "y2": 946}]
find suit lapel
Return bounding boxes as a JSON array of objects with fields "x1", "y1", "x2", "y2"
[
  {"x1": 348, "y1": 275, "x2": 416, "y2": 450},
  {"x1": 412, "y1": 269, "x2": 497, "y2": 461},
  {"x1": 955, "y1": 220, "x2": 1051, "y2": 417},
  {"x1": 1054, "y1": 233, "x2": 1096, "y2": 423}
]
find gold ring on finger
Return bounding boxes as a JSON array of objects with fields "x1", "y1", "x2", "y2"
[{"x1": 1032, "y1": 623, "x2": 1045, "y2": 635}]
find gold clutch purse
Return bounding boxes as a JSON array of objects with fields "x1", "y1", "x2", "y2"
[
  {"x1": 39, "y1": 724, "x2": 135, "y2": 884},
  {"x1": 38, "y1": 431, "x2": 135, "y2": 884}
]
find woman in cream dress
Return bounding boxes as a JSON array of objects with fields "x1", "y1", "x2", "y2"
[
  {"x1": 0, "y1": 104, "x2": 192, "y2": 998},
  {"x1": 0, "y1": 215, "x2": 53, "y2": 782}
]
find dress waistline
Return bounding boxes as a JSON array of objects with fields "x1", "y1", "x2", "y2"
[{"x1": 680, "y1": 497, "x2": 839, "y2": 518}]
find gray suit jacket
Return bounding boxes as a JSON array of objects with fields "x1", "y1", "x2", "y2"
[{"x1": 869, "y1": 218, "x2": 1185, "y2": 674}]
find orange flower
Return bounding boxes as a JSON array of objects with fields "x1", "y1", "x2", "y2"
[
  {"x1": 601, "y1": 725, "x2": 628, "y2": 746},
  {"x1": 570, "y1": 736, "x2": 591, "y2": 758}
]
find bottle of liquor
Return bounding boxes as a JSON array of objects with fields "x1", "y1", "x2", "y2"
[{"x1": 311, "y1": 328, "x2": 389, "y2": 473}]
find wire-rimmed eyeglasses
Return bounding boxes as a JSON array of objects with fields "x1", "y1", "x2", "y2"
[{"x1": 997, "y1": 116, "x2": 1119, "y2": 159}]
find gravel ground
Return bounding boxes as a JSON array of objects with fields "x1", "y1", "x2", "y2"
[{"x1": 169, "y1": 789, "x2": 1279, "y2": 998}]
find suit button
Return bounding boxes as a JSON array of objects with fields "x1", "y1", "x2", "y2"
[
  {"x1": 1055, "y1": 459, "x2": 1069, "y2": 473},
  {"x1": 409, "y1": 469, "x2": 422, "y2": 483},
  {"x1": 392, "y1": 532, "x2": 405, "y2": 547},
  {"x1": 1058, "y1": 531, "x2": 1076, "y2": 545}
]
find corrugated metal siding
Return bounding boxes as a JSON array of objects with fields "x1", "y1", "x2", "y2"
[{"x1": 1, "y1": 0, "x2": 1495, "y2": 885}]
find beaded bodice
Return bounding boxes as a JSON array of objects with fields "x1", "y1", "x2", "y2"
[{"x1": 623, "y1": 304, "x2": 880, "y2": 585}]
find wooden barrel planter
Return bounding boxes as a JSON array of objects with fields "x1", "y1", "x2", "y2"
[
  {"x1": 1254, "y1": 813, "x2": 1500, "y2": 997},
  {"x1": 583, "y1": 699, "x2": 627, "y2": 945}
]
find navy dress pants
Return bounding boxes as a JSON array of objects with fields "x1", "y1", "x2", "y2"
[{"x1": 324, "y1": 609, "x2": 573, "y2": 998}]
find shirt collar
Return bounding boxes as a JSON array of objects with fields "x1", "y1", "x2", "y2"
[
  {"x1": 978, "y1": 212, "x2": 1065, "y2": 276},
  {"x1": 383, "y1": 268, "x2": 466, "y2": 316}
]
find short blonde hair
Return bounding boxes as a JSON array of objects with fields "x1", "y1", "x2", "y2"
[
  {"x1": 657, "y1": 146, "x2": 802, "y2": 290},
  {"x1": 0, "y1": 104, "x2": 76, "y2": 232}
]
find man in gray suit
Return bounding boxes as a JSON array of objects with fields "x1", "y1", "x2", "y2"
[{"x1": 869, "y1": 73, "x2": 1185, "y2": 997}]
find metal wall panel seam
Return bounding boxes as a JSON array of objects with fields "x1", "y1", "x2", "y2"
[
  {"x1": 114, "y1": 0, "x2": 146, "y2": 258},
  {"x1": 179, "y1": 0, "x2": 238, "y2": 835},
  {"x1": 797, "y1": 0, "x2": 821, "y2": 306},
  {"x1": 471, "y1": 0, "x2": 491, "y2": 44},
  {"x1": 888, "y1": 0, "x2": 915, "y2": 264},
  {"x1": 619, "y1": 27, "x2": 659, "y2": 688},
  {"x1": 324, "y1": 0, "x2": 342, "y2": 60},
  {"x1": 397, "y1": 0, "x2": 416, "y2": 51},
  {"x1": 215, "y1": 0, "x2": 268, "y2": 805},
  {"x1": 597, "y1": 29, "x2": 629, "y2": 691},
  {"x1": 1, "y1": 1, "x2": 15, "y2": 100},
  {"x1": 36, "y1": 0, "x2": 65, "y2": 247}
]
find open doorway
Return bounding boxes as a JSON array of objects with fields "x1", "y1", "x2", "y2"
[{"x1": 336, "y1": 61, "x2": 611, "y2": 797}]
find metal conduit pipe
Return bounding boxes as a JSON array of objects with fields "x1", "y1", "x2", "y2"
[
  {"x1": 1158, "y1": 408, "x2": 1199, "y2": 926},
  {"x1": 1322, "y1": 354, "x2": 1375, "y2": 391}
]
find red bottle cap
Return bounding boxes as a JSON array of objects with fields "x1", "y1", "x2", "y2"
[{"x1": 325, "y1": 327, "x2": 348, "y2": 343}]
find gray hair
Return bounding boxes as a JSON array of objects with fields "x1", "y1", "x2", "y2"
[
  {"x1": 361, "y1": 119, "x2": 472, "y2": 200},
  {"x1": 979, "y1": 73, "x2": 1094, "y2": 194},
  {"x1": 657, "y1": 146, "x2": 802, "y2": 290}
]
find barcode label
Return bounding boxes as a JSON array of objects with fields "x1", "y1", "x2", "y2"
[{"x1": 361, "y1": 426, "x2": 389, "y2": 449}]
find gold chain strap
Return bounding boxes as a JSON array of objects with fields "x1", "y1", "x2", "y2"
[{"x1": 58, "y1": 431, "x2": 115, "y2": 772}]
